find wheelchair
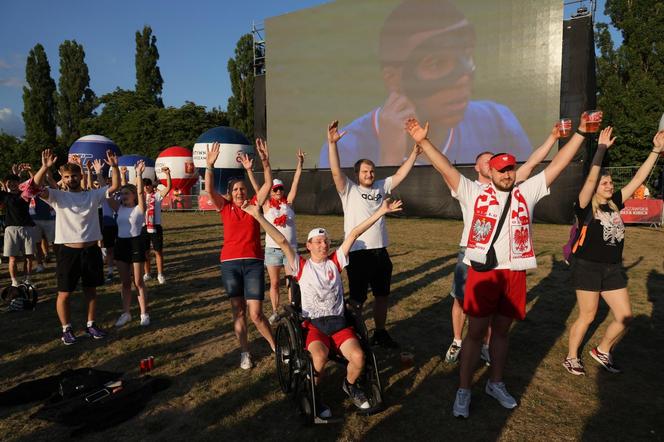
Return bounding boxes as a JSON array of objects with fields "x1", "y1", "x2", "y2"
[{"x1": 274, "y1": 278, "x2": 384, "y2": 424}]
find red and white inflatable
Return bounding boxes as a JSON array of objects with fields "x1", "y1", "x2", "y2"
[{"x1": 155, "y1": 146, "x2": 198, "y2": 193}]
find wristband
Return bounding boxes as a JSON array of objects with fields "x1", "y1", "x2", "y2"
[
  {"x1": 597, "y1": 144, "x2": 608, "y2": 150},
  {"x1": 206, "y1": 166, "x2": 214, "y2": 171},
  {"x1": 576, "y1": 129, "x2": 588, "y2": 136}
]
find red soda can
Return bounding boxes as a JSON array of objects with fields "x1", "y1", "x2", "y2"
[
  {"x1": 140, "y1": 358, "x2": 148, "y2": 374},
  {"x1": 147, "y1": 356, "x2": 155, "y2": 371}
]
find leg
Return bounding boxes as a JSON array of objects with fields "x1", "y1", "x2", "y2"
[
  {"x1": 598, "y1": 288, "x2": 632, "y2": 353},
  {"x1": 132, "y1": 262, "x2": 148, "y2": 315},
  {"x1": 339, "y1": 338, "x2": 366, "y2": 384},
  {"x1": 56, "y1": 291, "x2": 72, "y2": 326},
  {"x1": 230, "y1": 297, "x2": 249, "y2": 352},
  {"x1": 371, "y1": 248, "x2": 393, "y2": 330},
  {"x1": 155, "y1": 250, "x2": 164, "y2": 275},
  {"x1": 82, "y1": 286, "x2": 97, "y2": 323},
  {"x1": 8, "y1": 256, "x2": 18, "y2": 282},
  {"x1": 373, "y1": 296, "x2": 389, "y2": 330},
  {"x1": 116, "y1": 261, "x2": 133, "y2": 314},
  {"x1": 24, "y1": 254, "x2": 33, "y2": 278},
  {"x1": 459, "y1": 315, "x2": 491, "y2": 388},
  {"x1": 451, "y1": 298, "x2": 466, "y2": 341},
  {"x1": 307, "y1": 341, "x2": 330, "y2": 385},
  {"x1": 266, "y1": 265, "x2": 282, "y2": 313},
  {"x1": 488, "y1": 314, "x2": 514, "y2": 383},
  {"x1": 247, "y1": 300, "x2": 275, "y2": 350},
  {"x1": 566, "y1": 290, "x2": 601, "y2": 359}
]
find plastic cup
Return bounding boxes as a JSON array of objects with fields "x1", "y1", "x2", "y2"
[
  {"x1": 557, "y1": 118, "x2": 572, "y2": 137},
  {"x1": 147, "y1": 356, "x2": 155, "y2": 371},
  {"x1": 582, "y1": 110, "x2": 603, "y2": 133}
]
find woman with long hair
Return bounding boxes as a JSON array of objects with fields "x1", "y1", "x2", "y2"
[{"x1": 564, "y1": 128, "x2": 664, "y2": 375}]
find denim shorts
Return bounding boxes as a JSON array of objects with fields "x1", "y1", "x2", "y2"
[
  {"x1": 220, "y1": 259, "x2": 265, "y2": 301},
  {"x1": 264, "y1": 247, "x2": 288, "y2": 267},
  {"x1": 449, "y1": 247, "x2": 468, "y2": 301}
]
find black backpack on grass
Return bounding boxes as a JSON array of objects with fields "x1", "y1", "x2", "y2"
[{"x1": 1, "y1": 283, "x2": 38, "y2": 311}]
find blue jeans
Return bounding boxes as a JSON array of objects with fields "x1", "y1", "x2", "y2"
[
  {"x1": 449, "y1": 247, "x2": 468, "y2": 301},
  {"x1": 220, "y1": 259, "x2": 265, "y2": 301}
]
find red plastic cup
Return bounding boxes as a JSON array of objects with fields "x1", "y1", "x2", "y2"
[
  {"x1": 582, "y1": 110, "x2": 603, "y2": 133},
  {"x1": 147, "y1": 356, "x2": 155, "y2": 371},
  {"x1": 140, "y1": 359, "x2": 148, "y2": 374},
  {"x1": 557, "y1": 118, "x2": 572, "y2": 137}
]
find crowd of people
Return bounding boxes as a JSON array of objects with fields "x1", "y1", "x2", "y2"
[{"x1": 3, "y1": 113, "x2": 663, "y2": 420}]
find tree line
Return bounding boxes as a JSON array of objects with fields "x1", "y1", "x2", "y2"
[{"x1": 0, "y1": 26, "x2": 254, "y2": 172}]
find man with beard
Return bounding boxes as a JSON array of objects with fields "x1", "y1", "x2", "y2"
[
  {"x1": 34, "y1": 149, "x2": 120, "y2": 345},
  {"x1": 405, "y1": 115, "x2": 589, "y2": 418},
  {"x1": 318, "y1": 0, "x2": 530, "y2": 167}
]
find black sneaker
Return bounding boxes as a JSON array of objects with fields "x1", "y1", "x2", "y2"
[
  {"x1": 315, "y1": 395, "x2": 332, "y2": 419},
  {"x1": 84, "y1": 323, "x2": 107, "y2": 340},
  {"x1": 61, "y1": 328, "x2": 76, "y2": 345},
  {"x1": 342, "y1": 379, "x2": 370, "y2": 410},
  {"x1": 370, "y1": 329, "x2": 400, "y2": 349}
]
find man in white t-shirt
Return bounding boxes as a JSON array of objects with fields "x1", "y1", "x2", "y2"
[
  {"x1": 141, "y1": 168, "x2": 171, "y2": 284},
  {"x1": 405, "y1": 116, "x2": 589, "y2": 418},
  {"x1": 242, "y1": 196, "x2": 402, "y2": 419},
  {"x1": 327, "y1": 120, "x2": 421, "y2": 348},
  {"x1": 33, "y1": 149, "x2": 120, "y2": 345}
]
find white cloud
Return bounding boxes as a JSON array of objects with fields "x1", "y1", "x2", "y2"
[
  {"x1": 0, "y1": 77, "x2": 25, "y2": 88},
  {"x1": 0, "y1": 108, "x2": 25, "y2": 137},
  {"x1": 0, "y1": 107, "x2": 13, "y2": 120}
]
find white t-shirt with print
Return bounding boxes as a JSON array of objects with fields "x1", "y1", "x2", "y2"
[
  {"x1": 291, "y1": 248, "x2": 348, "y2": 319},
  {"x1": 339, "y1": 176, "x2": 392, "y2": 252},
  {"x1": 452, "y1": 179, "x2": 487, "y2": 247},
  {"x1": 455, "y1": 172, "x2": 550, "y2": 269},
  {"x1": 45, "y1": 187, "x2": 108, "y2": 244}
]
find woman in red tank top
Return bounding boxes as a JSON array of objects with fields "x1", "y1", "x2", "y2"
[{"x1": 205, "y1": 139, "x2": 275, "y2": 370}]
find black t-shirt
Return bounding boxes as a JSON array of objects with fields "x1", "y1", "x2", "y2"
[
  {"x1": 573, "y1": 191, "x2": 624, "y2": 264},
  {"x1": 0, "y1": 191, "x2": 35, "y2": 227}
]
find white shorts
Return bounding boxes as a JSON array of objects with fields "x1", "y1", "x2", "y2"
[{"x1": 3, "y1": 226, "x2": 38, "y2": 257}]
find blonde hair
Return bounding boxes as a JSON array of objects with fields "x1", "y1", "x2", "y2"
[{"x1": 591, "y1": 171, "x2": 619, "y2": 217}]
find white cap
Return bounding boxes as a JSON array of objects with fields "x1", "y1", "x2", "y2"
[
  {"x1": 307, "y1": 227, "x2": 329, "y2": 241},
  {"x1": 272, "y1": 178, "x2": 284, "y2": 190}
]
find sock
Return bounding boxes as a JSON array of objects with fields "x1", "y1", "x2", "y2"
[
  {"x1": 482, "y1": 343, "x2": 490, "y2": 351},
  {"x1": 86, "y1": 320, "x2": 94, "y2": 328},
  {"x1": 62, "y1": 323, "x2": 72, "y2": 332},
  {"x1": 453, "y1": 339, "x2": 462, "y2": 346}
]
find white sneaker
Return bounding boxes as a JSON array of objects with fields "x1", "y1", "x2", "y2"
[
  {"x1": 485, "y1": 380, "x2": 517, "y2": 409},
  {"x1": 453, "y1": 388, "x2": 471, "y2": 418},
  {"x1": 140, "y1": 313, "x2": 150, "y2": 326},
  {"x1": 35, "y1": 265, "x2": 45, "y2": 273},
  {"x1": 480, "y1": 345, "x2": 491, "y2": 366},
  {"x1": 157, "y1": 274, "x2": 166, "y2": 284},
  {"x1": 114, "y1": 312, "x2": 132, "y2": 327},
  {"x1": 11, "y1": 279, "x2": 19, "y2": 287},
  {"x1": 143, "y1": 273, "x2": 152, "y2": 282},
  {"x1": 240, "y1": 352, "x2": 253, "y2": 370}
]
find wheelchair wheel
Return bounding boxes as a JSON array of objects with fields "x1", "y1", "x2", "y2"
[
  {"x1": 275, "y1": 319, "x2": 299, "y2": 395},
  {"x1": 365, "y1": 352, "x2": 384, "y2": 410},
  {"x1": 296, "y1": 354, "x2": 317, "y2": 425}
]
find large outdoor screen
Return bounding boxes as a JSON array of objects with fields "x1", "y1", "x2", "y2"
[{"x1": 264, "y1": 0, "x2": 563, "y2": 169}]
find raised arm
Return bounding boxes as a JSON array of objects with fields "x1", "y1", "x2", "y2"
[
  {"x1": 391, "y1": 143, "x2": 422, "y2": 189},
  {"x1": 621, "y1": 131, "x2": 664, "y2": 201},
  {"x1": 240, "y1": 153, "x2": 260, "y2": 195},
  {"x1": 287, "y1": 148, "x2": 305, "y2": 204},
  {"x1": 340, "y1": 198, "x2": 403, "y2": 257},
  {"x1": 254, "y1": 138, "x2": 273, "y2": 206},
  {"x1": 105, "y1": 150, "x2": 120, "y2": 194},
  {"x1": 158, "y1": 167, "x2": 172, "y2": 198},
  {"x1": 92, "y1": 159, "x2": 106, "y2": 187},
  {"x1": 516, "y1": 124, "x2": 561, "y2": 183},
  {"x1": 241, "y1": 201, "x2": 297, "y2": 269},
  {"x1": 34, "y1": 149, "x2": 58, "y2": 198},
  {"x1": 543, "y1": 113, "x2": 592, "y2": 187},
  {"x1": 578, "y1": 126, "x2": 616, "y2": 208},
  {"x1": 405, "y1": 118, "x2": 461, "y2": 192},
  {"x1": 135, "y1": 160, "x2": 146, "y2": 212},
  {"x1": 327, "y1": 120, "x2": 348, "y2": 193},
  {"x1": 204, "y1": 142, "x2": 229, "y2": 210},
  {"x1": 119, "y1": 166, "x2": 128, "y2": 186}
]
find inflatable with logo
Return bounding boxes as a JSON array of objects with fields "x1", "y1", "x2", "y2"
[
  {"x1": 68, "y1": 135, "x2": 122, "y2": 176},
  {"x1": 116, "y1": 154, "x2": 156, "y2": 183}
]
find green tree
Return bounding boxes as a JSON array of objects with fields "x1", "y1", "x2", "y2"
[
  {"x1": 0, "y1": 132, "x2": 23, "y2": 174},
  {"x1": 135, "y1": 26, "x2": 164, "y2": 107},
  {"x1": 56, "y1": 40, "x2": 96, "y2": 148},
  {"x1": 595, "y1": 0, "x2": 664, "y2": 167},
  {"x1": 227, "y1": 33, "x2": 254, "y2": 139},
  {"x1": 22, "y1": 43, "x2": 57, "y2": 164}
]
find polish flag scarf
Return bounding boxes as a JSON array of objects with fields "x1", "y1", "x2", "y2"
[
  {"x1": 145, "y1": 191, "x2": 157, "y2": 233},
  {"x1": 267, "y1": 196, "x2": 289, "y2": 227},
  {"x1": 465, "y1": 183, "x2": 537, "y2": 271}
]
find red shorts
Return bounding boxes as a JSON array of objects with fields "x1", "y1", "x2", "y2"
[
  {"x1": 302, "y1": 321, "x2": 358, "y2": 353},
  {"x1": 463, "y1": 268, "x2": 527, "y2": 320}
]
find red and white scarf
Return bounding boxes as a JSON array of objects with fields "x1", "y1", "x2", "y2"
[
  {"x1": 465, "y1": 184, "x2": 537, "y2": 270},
  {"x1": 145, "y1": 191, "x2": 157, "y2": 233},
  {"x1": 267, "y1": 196, "x2": 289, "y2": 227}
]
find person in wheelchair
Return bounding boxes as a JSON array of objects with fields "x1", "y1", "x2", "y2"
[{"x1": 241, "y1": 198, "x2": 402, "y2": 418}]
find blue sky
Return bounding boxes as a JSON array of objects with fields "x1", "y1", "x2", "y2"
[{"x1": 0, "y1": 0, "x2": 618, "y2": 137}]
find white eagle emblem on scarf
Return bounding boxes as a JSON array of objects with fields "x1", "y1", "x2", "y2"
[{"x1": 472, "y1": 218, "x2": 492, "y2": 242}]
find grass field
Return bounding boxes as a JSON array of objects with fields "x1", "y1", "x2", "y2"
[{"x1": 1, "y1": 212, "x2": 663, "y2": 441}]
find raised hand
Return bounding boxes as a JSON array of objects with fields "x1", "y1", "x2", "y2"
[
  {"x1": 255, "y1": 138, "x2": 269, "y2": 162},
  {"x1": 70, "y1": 154, "x2": 82, "y2": 167},
  {"x1": 41, "y1": 149, "x2": 57, "y2": 168},
  {"x1": 380, "y1": 198, "x2": 403, "y2": 215},
  {"x1": 240, "y1": 200, "x2": 260, "y2": 217},
  {"x1": 327, "y1": 120, "x2": 347, "y2": 144},
  {"x1": 598, "y1": 126, "x2": 616, "y2": 148},
  {"x1": 653, "y1": 130, "x2": 664, "y2": 152},
  {"x1": 85, "y1": 159, "x2": 93, "y2": 171},
  {"x1": 240, "y1": 153, "x2": 254, "y2": 170},
  {"x1": 404, "y1": 118, "x2": 429, "y2": 144},
  {"x1": 206, "y1": 142, "x2": 220, "y2": 167},
  {"x1": 296, "y1": 148, "x2": 306, "y2": 166},
  {"x1": 92, "y1": 159, "x2": 104, "y2": 175},
  {"x1": 413, "y1": 144, "x2": 423, "y2": 156},
  {"x1": 105, "y1": 150, "x2": 118, "y2": 167},
  {"x1": 120, "y1": 166, "x2": 128, "y2": 175},
  {"x1": 550, "y1": 123, "x2": 563, "y2": 139},
  {"x1": 11, "y1": 163, "x2": 19, "y2": 175},
  {"x1": 135, "y1": 160, "x2": 146, "y2": 176},
  {"x1": 161, "y1": 166, "x2": 171, "y2": 176}
]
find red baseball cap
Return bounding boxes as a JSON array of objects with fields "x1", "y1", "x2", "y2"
[{"x1": 489, "y1": 153, "x2": 516, "y2": 171}]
